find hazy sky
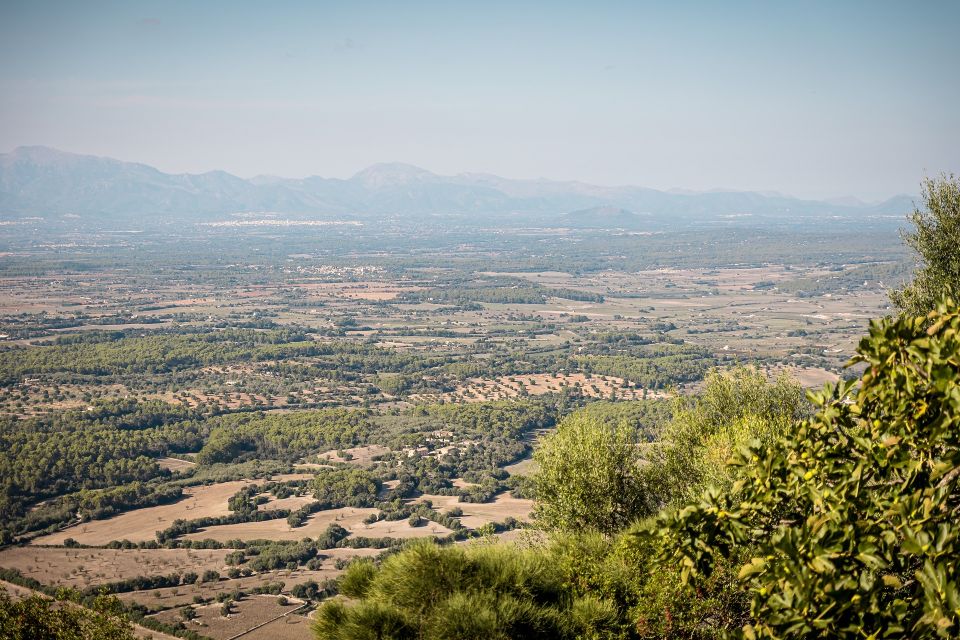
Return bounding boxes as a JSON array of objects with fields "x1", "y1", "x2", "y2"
[{"x1": 1, "y1": 1, "x2": 958, "y2": 201}]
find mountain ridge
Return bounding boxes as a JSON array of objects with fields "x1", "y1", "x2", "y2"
[{"x1": 0, "y1": 146, "x2": 917, "y2": 223}]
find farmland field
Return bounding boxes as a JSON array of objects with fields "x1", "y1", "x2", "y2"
[
  {"x1": 0, "y1": 220, "x2": 908, "y2": 638},
  {"x1": 34, "y1": 481, "x2": 254, "y2": 546},
  {"x1": 0, "y1": 547, "x2": 229, "y2": 589}
]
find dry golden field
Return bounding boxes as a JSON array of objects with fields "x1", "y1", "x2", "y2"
[
  {"x1": 151, "y1": 594, "x2": 312, "y2": 640},
  {"x1": 182, "y1": 506, "x2": 379, "y2": 543},
  {"x1": 34, "y1": 481, "x2": 254, "y2": 546},
  {"x1": 415, "y1": 493, "x2": 534, "y2": 529},
  {"x1": 318, "y1": 444, "x2": 391, "y2": 466},
  {"x1": 0, "y1": 547, "x2": 228, "y2": 588}
]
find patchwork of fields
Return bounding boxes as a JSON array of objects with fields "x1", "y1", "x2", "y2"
[{"x1": 0, "y1": 224, "x2": 904, "y2": 638}]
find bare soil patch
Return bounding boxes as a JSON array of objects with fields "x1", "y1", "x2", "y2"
[
  {"x1": 773, "y1": 365, "x2": 841, "y2": 388},
  {"x1": 184, "y1": 507, "x2": 379, "y2": 543},
  {"x1": 244, "y1": 608, "x2": 315, "y2": 640},
  {"x1": 0, "y1": 547, "x2": 227, "y2": 589},
  {"x1": 155, "y1": 457, "x2": 196, "y2": 473},
  {"x1": 318, "y1": 444, "x2": 390, "y2": 466},
  {"x1": 270, "y1": 473, "x2": 318, "y2": 482},
  {"x1": 115, "y1": 566, "x2": 339, "y2": 612},
  {"x1": 354, "y1": 518, "x2": 453, "y2": 539},
  {"x1": 503, "y1": 456, "x2": 537, "y2": 477},
  {"x1": 260, "y1": 494, "x2": 316, "y2": 512},
  {"x1": 416, "y1": 492, "x2": 533, "y2": 528},
  {"x1": 152, "y1": 594, "x2": 310, "y2": 640},
  {"x1": 33, "y1": 480, "x2": 253, "y2": 545}
]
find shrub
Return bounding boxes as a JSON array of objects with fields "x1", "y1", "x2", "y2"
[
  {"x1": 534, "y1": 413, "x2": 646, "y2": 534},
  {"x1": 315, "y1": 539, "x2": 631, "y2": 639},
  {"x1": 643, "y1": 367, "x2": 806, "y2": 509},
  {"x1": 655, "y1": 296, "x2": 960, "y2": 638},
  {"x1": 0, "y1": 588, "x2": 136, "y2": 639}
]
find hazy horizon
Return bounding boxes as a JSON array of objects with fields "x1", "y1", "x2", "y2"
[
  {"x1": 0, "y1": 143, "x2": 923, "y2": 204},
  {"x1": 2, "y1": 1, "x2": 958, "y2": 201}
]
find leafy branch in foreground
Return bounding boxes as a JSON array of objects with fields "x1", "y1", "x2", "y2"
[{"x1": 654, "y1": 296, "x2": 960, "y2": 638}]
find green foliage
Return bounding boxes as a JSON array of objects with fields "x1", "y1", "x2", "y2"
[
  {"x1": 339, "y1": 559, "x2": 378, "y2": 598},
  {"x1": 0, "y1": 327, "x2": 316, "y2": 384},
  {"x1": 573, "y1": 399, "x2": 672, "y2": 440},
  {"x1": 196, "y1": 408, "x2": 373, "y2": 464},
  {"x1": 655, "y1": 297, "x2": 960, "y2": 638},
  {"x1": 312, "y1": 468, "x2": 382, "y2": 508},
  {"x1": 532, "y1": 376, "x2": 799, "y2": 536},
  {"x1": 316, "y1": 530, "x2": 747, "y2": 640},
  {"x1": 534, "y1": 412, "x2": 647, "y2": 535},
  {"x1": 778, "y1": 261, "x2": 909, "y2": 298},
  {"x1": 314, "y1": 539, "x2": 621, "y2": 640},
  {"x1": 421, "y1": 399, "x2": 556, "y2": 441},
  {"x1": 292, "y1": 579, "x2": 339, "y2": 601},
  {"x1": 892, "y1": 175, "x2": 960, "y2": 315},
  {"x1": 243, "y1": 538, "x2": 323, "y2": 572},
  {"x1": 574, "y1": 342, "x2": 715, "y2": 389},
  {"x1": 0, "y1": 399, "x2": 201, "y2": 525},
  {"x1": 399, "y1": 277, "x2": 604, "y2": 305},
  {"x1": 0, "y1": 588, "x2": 136, "y2": 640},
  {"x1": 644, "y1": 368, "x2": 806, "y2": 509},
  {"x1": 546, "y1": 529, "x2": 749, "y2": 639}
]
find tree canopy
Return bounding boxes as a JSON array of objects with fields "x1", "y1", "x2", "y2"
[
  {"x1": 317, "y1": 297, "x2": 960, "y2": 640},
  {"x1": 892, "y1": 174, "x2": 960, "y2": 315},
  {"x1": 645, "y1": 368, "x2": 806, "y2": 509},
  {"x1": 314, "y1": 539, "x2": 623, "y2": 640},
  {"x1": 533, "y1": 412, "x2": 647, "y2": 535},
  {"x1": 533, "y1": 369, "x2": 805, "y2": 535}
]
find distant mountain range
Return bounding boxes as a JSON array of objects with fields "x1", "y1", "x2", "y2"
[{"x1": 0, "y1": 146, "x2": 917, "y2": 226}]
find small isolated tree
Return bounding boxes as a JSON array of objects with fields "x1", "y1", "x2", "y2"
[
  {"x1": 655, "y1": 296, "x2": 960, "y2": 639},
  {"x1": 891, "y1": 174, "x2": 960, "y2": 315},
  {"x1": 534, "y1": 413, "x2": 646, "y2": 535}
]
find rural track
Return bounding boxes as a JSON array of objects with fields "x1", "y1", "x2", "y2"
[
  {"x1": 0, "y1": 579, "x2": 180, "y2": 640},
  {"x1": 224, "y1": 600, "x2": 311, "y2": 640}
]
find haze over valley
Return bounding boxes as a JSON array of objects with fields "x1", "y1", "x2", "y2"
[{"x1": 1, "y1": 2, "x2": 958, "y2": 639}]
